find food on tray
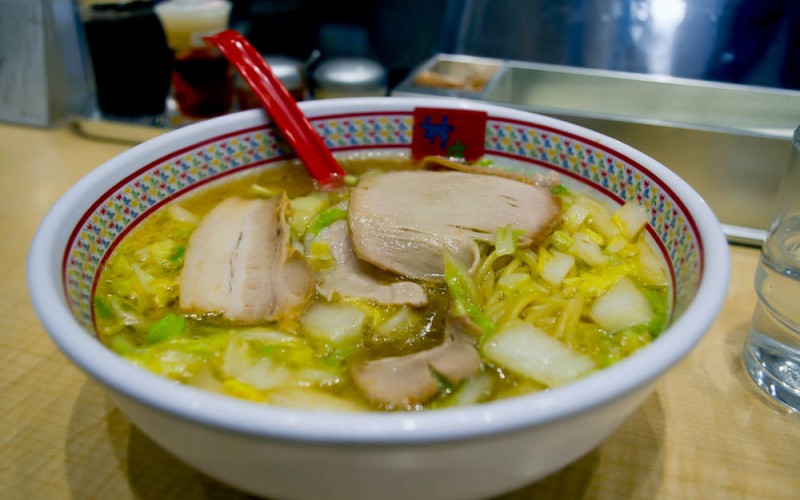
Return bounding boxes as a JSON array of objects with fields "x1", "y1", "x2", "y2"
[{"x1": 413, "y1": 70, "x2": 491, "y2": 92}]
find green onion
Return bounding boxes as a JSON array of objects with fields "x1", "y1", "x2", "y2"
[
  {"x1": 551, "y1": 184, "x2": 571, "y2": 196},
  {"x1": 307, "y1": 207, "x2": 348, "y2": 236},
  {"x1": 443, "y1": 252, "x2": 496, "y2": 338},
  {"x1": 430, "y1": 368, "x2": 455, "y2": 394},
  {"x1": 168, "y1": 245, "x2": 186, "y2": 262},
  {"x1": 147, "y1": 314, "x2": 187, "y2": 343},
  {"x1": 323, "y1": 344, "x2": 355, "y2": 369},
  {"x1": 110, "y1": 335, "x2": 136, "y2": 355},
  {"x1": 642, "y1": 287, "x2": 669, "y2": 336},
  {"x1": 94, "y1": 296, "x2": 113, "y2": 318}
]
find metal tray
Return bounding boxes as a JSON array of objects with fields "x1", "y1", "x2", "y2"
[{"x1": 394, "y1": 54, "x2": 800, "y2": 246}]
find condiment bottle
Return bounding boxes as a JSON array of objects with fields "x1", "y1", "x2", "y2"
[
  {"x1": 81, "y1": 0, "x2": 172, "y2": 119},
  {"x1": 235, "y1": 55, "x2": 307, "y2": 110},
  {"x1": 312, "y1": 57, "x2": 387, "y2": 99},
  {"x1": 154, "y1": 0, "x2": 233, "y2": 119}
]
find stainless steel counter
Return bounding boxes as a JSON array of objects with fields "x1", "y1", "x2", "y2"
[{"x1": 394, "y1": 54, "x2": 800, "y2": 245}]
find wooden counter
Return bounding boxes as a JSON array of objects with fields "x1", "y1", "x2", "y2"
[{"x1": 1, "y1": 123, "x2": 798, "y2": 500}]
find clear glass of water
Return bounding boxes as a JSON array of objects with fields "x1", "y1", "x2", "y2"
[{"x1": 743, "y1": 124, "x2": 800, "y2": 412}]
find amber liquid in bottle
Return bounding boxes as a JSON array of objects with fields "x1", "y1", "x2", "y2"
[
  {"x1": 172, "y1": 48, "x2": 233, "y2": 118},
  {"x1": 155, "y1": 0, "x2": 233, "y2": 119}
]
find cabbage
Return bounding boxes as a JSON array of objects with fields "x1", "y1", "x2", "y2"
[
  {"x1": 540, "y1": 250, "x2": 575, "y2": 286},
  {"x1": 494, "y1": 225, "x2": 525, "y2": 257},
  {"x1": 268, "y1": 388, "x2": 365, "y2": 411},
  {"x1": 167, "y1": 204, "x2": 199, "y2": 225},
  {"x1": 613, "y1": 201, "x2": 649, "y2": 240},
  {"x1": 288, "y1": 194, "x2": 330, "y2": 237},
  {"x1": 464, "y1": 194, "x2": 670, "y2": 370},
  {"x1": 306, "y1": 240, "x2": 335, "y2": 270},
  {"x1": 374, "y1": 305, "x2": 421, "y2": 340},
  {"x1": 590, "y1": 278, "x2": 653, "y2": 332},
  {"x1": 222, "y1": 337, "x2": 290, "y2": 391},
  {"x1": 443, "y1": 251, "x2": 496, "y2": 338},
  {"x1": 483, "y1": 322, "x2": 595, "y2": 387},
  {"x1": 250, "y1": 183, "x2": 281, "y2": 198},
  {"x1": 301, "y1": 302, "x2": 367, "y2": 346}
]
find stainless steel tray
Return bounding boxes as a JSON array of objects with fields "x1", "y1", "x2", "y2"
[{"x1": 394, "y1": 54, "x2": 800, "y2": 246}]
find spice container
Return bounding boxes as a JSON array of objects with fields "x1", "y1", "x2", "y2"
[
  {"x1": 312, "y1": 57, "x2": 387, "y2": 99},
  {"x1": 235, "y1": 55, "x2": 307, "y2": 110},
  {"x1": 154, "y1": 0, "x2": 233, "y2": 118},
  {"x1": 81, "y1": 0, "x2": 172, "y2": 119}
]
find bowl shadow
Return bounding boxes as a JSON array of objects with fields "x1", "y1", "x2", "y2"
[
  {"x1": 65, "y1": 379, "x2": 255, "y2": 499},
  {"x1": 495, "y1": 390, "x2": 666, "y2": 499}
]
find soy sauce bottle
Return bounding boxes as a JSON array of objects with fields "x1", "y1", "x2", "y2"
[
  {"x1": 154, "y1": 0, "x2": 234, "y2": 119},
  {"x1": 81, "y1": 0, "x2": 173, "y2": 119}
]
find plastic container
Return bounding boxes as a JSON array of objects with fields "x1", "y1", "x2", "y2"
[
  {"x1": 81, "y1": 0, "x2": 172, "y2": 119},
  {"x1": 154, "y1": 0, "x2": 233, "y2": 118}
]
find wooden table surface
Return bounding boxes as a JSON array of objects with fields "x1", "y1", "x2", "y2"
[{"x1": 2, "y1": 123, "x2": 798, "y2": 500}]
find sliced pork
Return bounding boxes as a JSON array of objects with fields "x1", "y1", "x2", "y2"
[
  {"x1": 179, "y1": 195, "x2": 313, "y2": 323},
  {"x1": 350, "y1": 316, "x2": 482, "y2": 407},
  {"x1": 315, "y1": 205, "x2": 428, "y2": 307},
  {"x1": 349, "y1": 170, "x2": 561, "y2": 280}
]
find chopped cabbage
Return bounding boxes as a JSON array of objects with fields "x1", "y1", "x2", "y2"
[
  {"x1": 613, "y1": 201, "x2": 649, "y2": 240},
  {"x1": 374, "y1": 305, "x2": 421, "y2": 340},
  {"x1": 301, "y1": 302, "x2": 367, "y2": 346},
  {"x1": 483, "y1": 322, "x2": 595, "y2": 387},
  {"x1": 288, "y1": 194, "x2": 330, "y2": 237},
  {"x1": 590, "y1": 278, "x2": 654, "y2": 332}
]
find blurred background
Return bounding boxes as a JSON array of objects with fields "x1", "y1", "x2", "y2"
[
  {"x1": 230, "y1": 0, "x2": 799, "y2": 90},
  {"x1": 0, "y1": 0, "x2": 798, "y2": 244},
  {"x1": 1, "y1": 0, "x2": 798, "y2": 129}
]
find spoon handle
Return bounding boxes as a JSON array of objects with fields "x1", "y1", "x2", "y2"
[{"x1": 206, "y1": 30, "x2": 345, "y2": 187}]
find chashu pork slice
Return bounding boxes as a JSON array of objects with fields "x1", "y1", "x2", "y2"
[
  {"x1": 350, "y1": 314, "x2": 482, "y2": 407},
  {"x1": 315, "y1": 203, "x2": 427, "y2": 307},
  {"x1": 349, "y1": 170, "x2": 561, "y2": 281},
  {"x1": 180, "y1": 195, "x2": 313, "y2": 323}
]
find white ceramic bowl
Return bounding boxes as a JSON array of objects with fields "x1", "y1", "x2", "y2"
[{"x1": 28, "y1": 97, "x2": 729, "y2": 500}]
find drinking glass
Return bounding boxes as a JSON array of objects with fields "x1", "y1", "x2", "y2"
[{"x1": 743, "y1": 124, "x2": 800, "y2": 412}]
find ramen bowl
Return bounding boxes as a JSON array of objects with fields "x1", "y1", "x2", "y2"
[{"x1": 27, "y1": 97, "x2": 729, "y2": 500}]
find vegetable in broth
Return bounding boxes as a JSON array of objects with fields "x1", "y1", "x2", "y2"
[{"x1": 93, "y1": 156, "x2": 669, "y2": 411}]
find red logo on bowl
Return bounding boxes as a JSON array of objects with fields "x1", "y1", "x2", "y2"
[{"x1": 412, "y1": 108, "x2": 487, "y2": 161}]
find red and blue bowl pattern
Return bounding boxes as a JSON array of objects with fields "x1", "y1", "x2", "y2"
[{"x1": 63, "y1": 102, "x2": 701, "y2": 334}]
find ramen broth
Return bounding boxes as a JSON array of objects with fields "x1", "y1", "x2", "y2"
[{"x1": 93, "y1": 155, "x2": 670, "y2": 411}]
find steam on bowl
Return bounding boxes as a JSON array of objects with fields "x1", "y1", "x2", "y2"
[{"x1": 27, "y1": 97, "x2": 729, "y2": 500}]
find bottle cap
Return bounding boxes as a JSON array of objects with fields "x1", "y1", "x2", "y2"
[
  {"x1": 313, "y1": 57, "x2": 387, "y2": 95},
  {"x1": 263, "y1": 55, "x2": 304, "y2": 91}
]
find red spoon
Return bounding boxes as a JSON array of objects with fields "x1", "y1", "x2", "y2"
[{"x1": 205, "y1": 30, "x2": 345, "y2": 187}]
